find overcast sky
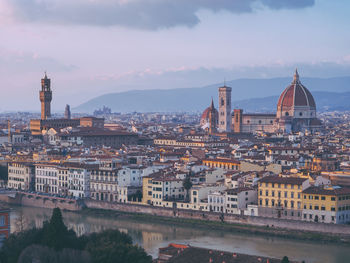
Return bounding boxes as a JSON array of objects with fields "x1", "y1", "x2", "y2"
[{"x1": 0, "y1": 0, "x2": 349, "y2": 112}]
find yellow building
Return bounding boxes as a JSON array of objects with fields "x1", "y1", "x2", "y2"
[
  {"x1": 142, "y1": 172, "x2": 185, "y2": 206},
  {"x1": 202, "y1": 158, "x2": 240, "y2": 171},
  {"x1": 142, "y1": 175, "x2": 154, "y2": 205},
  {"x1": 302, "y1": 186, "x2": 350, "y2": 224},
  {"x1": 258, "y1": 175, "x2": 308, "y2": 220}
]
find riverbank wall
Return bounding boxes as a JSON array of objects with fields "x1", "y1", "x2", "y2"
[
  {"x1": 84, "y1": 199, "x2": 350, "y2": 236},
  {"x1": 2, "y1": 192, "x2": 350, "y2": 237},
  {"x1": 0, "y1": 192, "x2": 83, "y2": 211}
]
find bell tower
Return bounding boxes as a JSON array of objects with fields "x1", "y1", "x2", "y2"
[
  {"x1": 218, "y1": 85, "x2": 232, "y2": 132},
  {"x1": 40, "y1": 72, "x2": 52, "y2": 120}
]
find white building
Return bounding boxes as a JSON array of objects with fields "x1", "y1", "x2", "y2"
[
  {"x1": 66, "y1": 163, "x2": 97, "y2": 198},
  {"x1": 35, "y1": 164, "x2": 59, "y2": 194},
  {"x1": 7, "y1": 162, "x2": 35, "y2": 191},
  {"x1": 225, "y1": 187, "x2": 258, "y2": 215},
  {"x1": 208, "y1": 191, "x2": 225, "y2": 213}
]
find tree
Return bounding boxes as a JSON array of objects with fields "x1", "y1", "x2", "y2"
[
  {"x1": 41, "y1": 208, "x2": 79, "y2": 250},
  {"x1": 281, "y1": 256, "x2": 290, "y2": 263},
  {"x1": 0, "y1": 165, "x2": 8, "y2": 182},
  {"x1": 17, "y1": 245, "x2": 91, "y2": 263},
  {"x1": 183, "y1": 176, "x2": 193, "y2": 201},
  {"x1": 85, "y1": 230, "x2": 152, "y2": 263},
  {"x1": 0, "y1": 209, "x2": 152, "y2": 263}
]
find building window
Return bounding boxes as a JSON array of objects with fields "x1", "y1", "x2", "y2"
[
  {"x1": 299, "y1": 112, "x2": 303, "y2": 116},
  {"x1": 0, "y1": 216, "x2": 5, "y2": 226}
]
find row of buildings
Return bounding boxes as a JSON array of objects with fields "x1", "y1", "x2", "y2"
[
  {"x1": 7, "y1": 160, "x2": 162, "y2": 200},
  {"x1": 7, "y1": 154, "x2": 350, "y2": 224}
]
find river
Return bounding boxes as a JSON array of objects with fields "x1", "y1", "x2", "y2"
[{"x1": 7, "y1": 206, "x2": 350, "y2": 263}]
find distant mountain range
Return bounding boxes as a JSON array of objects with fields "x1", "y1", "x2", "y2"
[{"x1": 74, "y1": 76, "x2": 350, "y2": 113}]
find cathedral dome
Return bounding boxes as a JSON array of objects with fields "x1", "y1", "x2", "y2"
[
  {"x1": 200, "y1": 100, "x2": 218, "y2": 127},
  {"x1": 277, "y1": 69, "x2": 316, "y2": 116}
]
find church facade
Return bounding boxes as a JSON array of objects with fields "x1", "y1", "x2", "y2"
[{"x1": 200, "y1": 70, "x2": 322, "y2": 134}]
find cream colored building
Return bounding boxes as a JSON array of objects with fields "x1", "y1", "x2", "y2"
[{"x1": 7, "y1": 162, "x2": 35, "y2": 191}]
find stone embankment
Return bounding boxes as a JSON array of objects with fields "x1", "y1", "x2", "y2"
[
  {"x1": 2, "y1": 191, "x2": 350, "y2": 237},
  {"x1": 84, "y1": 199, "x2": 350, "y2": 236},
  {"x1": 0, "y1": 191, "x2": 83, "y2": 211}
]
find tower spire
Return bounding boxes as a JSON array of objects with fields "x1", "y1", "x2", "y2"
[
  {"x1": 210, "y1": 97, "x2": 214, "y2": 109},
  {"x1": 293, "y1": 68, "x2": 299, "y2": 83}
]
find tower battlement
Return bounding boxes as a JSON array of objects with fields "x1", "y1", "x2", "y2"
[{"x1": 40, "y1": 73, "x2": 52, "y2": 120}]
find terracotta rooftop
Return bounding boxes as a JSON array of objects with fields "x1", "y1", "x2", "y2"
[
  {"x1": 157, "y1": 243, "x2": 292, "y2": 263},
  {"x1": 259, "y1": 175, "x2": 307, "y2": 185},
  {"x1": 302, "y1": 186, "x2": 350, "y2": 196}
]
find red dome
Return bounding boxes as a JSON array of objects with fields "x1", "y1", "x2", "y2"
[
  {"x1": 200, "y1": 99, "x2": 218, "y2": 126},
  {"x1": 201, "y1": 107, "x2": 218, "y2": 121},
  {"x1": 277, "y1": 70, "x2": 316, "y2": 110}
]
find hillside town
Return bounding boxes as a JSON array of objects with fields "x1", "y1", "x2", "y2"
[{"x1": 1, "y1": 71, "x2": 350, "y2": 230}]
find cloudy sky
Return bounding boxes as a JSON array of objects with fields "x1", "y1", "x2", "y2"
[{"x1": 0, "y1": 0, "x2": 349, "y2": 112}]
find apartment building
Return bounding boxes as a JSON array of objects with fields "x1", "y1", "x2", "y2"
[
  {"x1": 258, "y1": 175, "x2": 309, "y2": 220},
  {"x1": 35, "y1": 164, "x2": 59, "y2": 194},
  {"x1": 65, "y1": 163, "x2": 97, "y2": 198},
  {"x1": 302, "y1": 186, "x2": 350, "y2": 224},
  {"x1": 7, "y1": 162, "x2": 35, "y2": 191}
]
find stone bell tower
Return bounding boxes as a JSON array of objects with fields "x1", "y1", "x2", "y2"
[
  {"x1": 218, "y1": 85, "x2": 232, "y2": 132},
  {"x1": 40, "y1": 72, "x2": 52, "y2": 120}
]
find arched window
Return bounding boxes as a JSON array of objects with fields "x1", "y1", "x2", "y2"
[
  {"x1": 299, "y1": 112, "x2": 303, "y2": 116},
  {"x1": 285, "y1": 112, "x2": 289, "y2": 116}
]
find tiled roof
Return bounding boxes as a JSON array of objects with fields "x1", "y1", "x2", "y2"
[
  {"x1": 259, "y1": 175, "x2": 307, "y2": 185},
  {"x1": 303, "y1": 186, "x2": 350, "y2": 196}
]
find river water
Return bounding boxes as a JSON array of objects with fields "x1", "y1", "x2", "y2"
[{"x1": 7, "y1": 206, "x2": 350, "y2": 263}]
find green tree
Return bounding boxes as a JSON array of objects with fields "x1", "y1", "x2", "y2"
[
  {"x1": 281, "y1": 256, "x2": 290, "y2": 263},
  {"x1": 85, "y1": 230, "x2": 152, "y2": 263},
  {"x1": 0, "y1": 209, "x2": 152, "y2": 263},
  {"x1": 17, "y1": 244, "x2": 91, "y2": 263},
  {"x1": 41, "y1": 208, "x2": 80, "y2": 250},
  {"x1": 0, "y1": 165, "x2": 8, "y2": 181},
  {"x1": 183, "y1": 175, "x2": 193, "y2": 201}
]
